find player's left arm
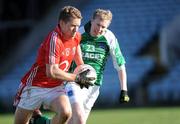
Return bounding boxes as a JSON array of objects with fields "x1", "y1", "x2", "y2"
[
  {"x1": 118, "y1": 65, "x2": 127, "y2": 91},
  {"x1": 107, "y1": 31, "x2": 130, "y2": 103},
  {"x1": 118, "y1": 65, "x2": 130, "y2": 103},
  {"x1": 74, "y1": 44, "x2": 84, "y2": 66}
]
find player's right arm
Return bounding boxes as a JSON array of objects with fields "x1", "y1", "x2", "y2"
[
  {"x1": 45, "y1": 31, "x2": 91, "y2": 87},
  {"x1": 44, "y1": 32, "x2": 77, "y2": 81},
  {"x1": 46, "y1": 64, "x2": 93, "y2": 88},
  {"x1": 46, "y1": 64, "x2": 76, "y2": 81}
]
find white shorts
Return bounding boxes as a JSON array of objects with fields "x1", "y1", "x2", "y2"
[
  {"x1": 17, "y1": 85, "x2": 66, "y2": 110},
  {"x1": 65, "y1": 82, "x2": 100, "y2": 112}
]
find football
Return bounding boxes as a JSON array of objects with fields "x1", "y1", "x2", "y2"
[{"x1": 74, "y1": 64, "x2": 97, "y2": 84}]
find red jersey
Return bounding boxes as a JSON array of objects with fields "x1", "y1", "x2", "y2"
[{"x1": 21, "y1": 25, "x2": 81, "y2": 88}]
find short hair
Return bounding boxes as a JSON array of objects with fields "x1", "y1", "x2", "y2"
[
  {"x1": 92, "y1": 9, "x2": 112, "y2": 22},
  {"x1": 58, "y1": 6, "x2": 82, "y2": 23}
]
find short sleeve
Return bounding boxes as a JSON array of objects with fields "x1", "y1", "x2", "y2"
[
  {"x1": 104, "y1": 30, "x2": 126, "y2": 70},
  {"x1": 45, "y1": 31, "x2": 62, "y2": 64}
]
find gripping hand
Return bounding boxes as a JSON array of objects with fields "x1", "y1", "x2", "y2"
[
  {"x1": 119, "y1": 90, "x2": 130, "y2": 103},
  {"x1": 75, "y1": 69, "x2": 94, "y2": 89}
]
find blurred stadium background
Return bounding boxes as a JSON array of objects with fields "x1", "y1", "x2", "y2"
[{"x1": 0, "y1": 0, "x2": 180, "y2": 115}]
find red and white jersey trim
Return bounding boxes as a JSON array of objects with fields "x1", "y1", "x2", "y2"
[{"x1": 49, "y1": 32, "x2": 58, "y2": 64}]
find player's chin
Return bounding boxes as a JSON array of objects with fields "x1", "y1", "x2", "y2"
[
  {"x1": 72, "y1": 32, "x2": 76, "y2": 37},
  {"x1": 94, "y1": 32, "x2": 102, "y2": 37}
]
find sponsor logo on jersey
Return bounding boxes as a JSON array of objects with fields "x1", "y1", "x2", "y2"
[
  {"x1": 97, "y1": 42, "x2": 109, "y2": 51},
  {"x1": 83, "y1": 52, "x2": 102, "y2": 60}
]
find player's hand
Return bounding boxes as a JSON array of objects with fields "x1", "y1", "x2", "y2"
[
  {"x1": 119, "y1": 90, "x2": 130, "y2": 103},
  {"x1": 75, "y1": 69, "x2": 94, "y2": 89}
]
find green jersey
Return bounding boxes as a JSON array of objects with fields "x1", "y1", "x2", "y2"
[{"x1": 72, "y1": 22, "x2": 125, "y2": 86}]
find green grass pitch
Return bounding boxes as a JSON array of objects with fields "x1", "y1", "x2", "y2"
[{"x1": 1, "y1": 107, "x2": 180, "y2": 124}]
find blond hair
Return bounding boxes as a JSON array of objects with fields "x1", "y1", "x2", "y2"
[{"x1": 92, "y1": 9, "x2": 112, "y2": 22}]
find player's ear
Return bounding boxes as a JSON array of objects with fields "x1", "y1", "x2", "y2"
[
  {"x1": 59, "y1": 20, "x2": 65, "y2": 28},
  {"x1": 90, "y1": 18, "x2": 94, "y2": 24}
]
